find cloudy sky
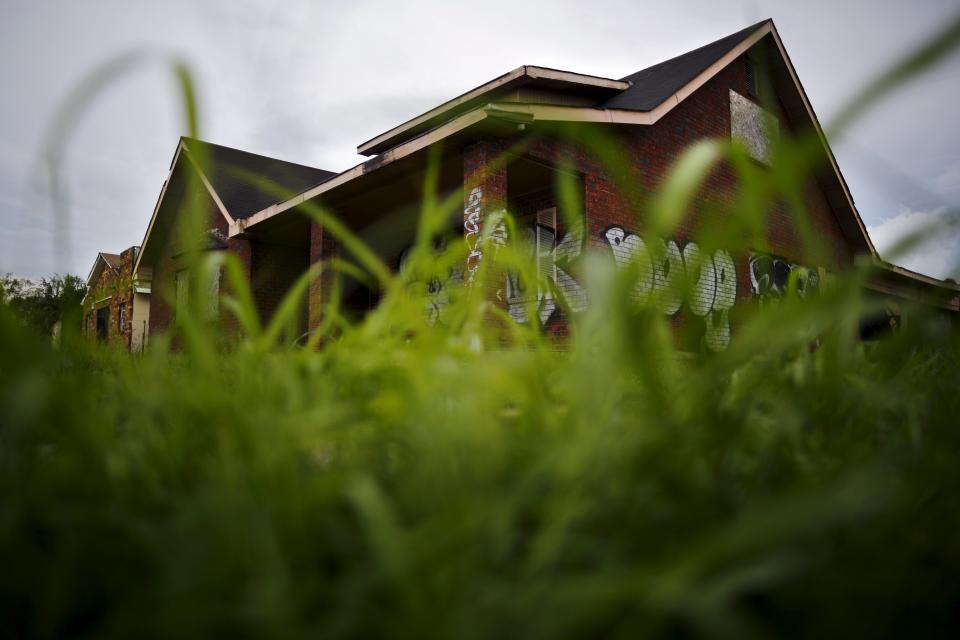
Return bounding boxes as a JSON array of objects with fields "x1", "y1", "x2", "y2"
[{"x1": 2, "y1": 0, "x2": 958, "y2": 280}]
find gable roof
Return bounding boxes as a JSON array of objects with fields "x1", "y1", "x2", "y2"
[
  {"x1": 236, "y1": 18, "x2": 874, "y2": 259},
  {"x1": 100, "y1": 252, "x2": 123, "y2": 271},
  {"x1": 134, "y1": 138, "x2": 335, "y2": 278},
  {"x1": 601, "y1": 20, "x2": 770, "y2": 112},
  {"x1": 181, "y1": 138, "x2": 336, "y2": 220},
  {"x1": 85, "y1": 251, "x2": 121, "y2": 288},
  {"x1": 83, "y1": 250, "x2": 135, "y2": 304}
]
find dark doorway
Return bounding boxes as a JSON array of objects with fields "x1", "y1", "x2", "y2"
[{"x1": 96, "y1": 306, "x2": 109, "y2": 341}]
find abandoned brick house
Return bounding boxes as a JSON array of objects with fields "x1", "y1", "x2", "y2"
[
  {"x1": 81, "y1": 246, "x2": 150, "y2": 349},
  {"x1": 85, "y1": 18, "x2": 960, "y2": 351}
]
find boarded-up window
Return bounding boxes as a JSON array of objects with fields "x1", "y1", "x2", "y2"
[
  {"x1": 176, "y1": 266, "x2": 220, "y2": 321},
  {"x1": 730, "y1": 89, "x2": 778, "y2": 165}
]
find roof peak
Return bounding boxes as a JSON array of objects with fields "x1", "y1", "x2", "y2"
[
  {"x1": 175, "y1": 136, "x2": 336, "y2": 220},
  {"x1": 603, "y1": 19, "x2": 773, "y2": 112},
  {"x1": 620, "y1": 19, "x2": 771, "y2": 83}
]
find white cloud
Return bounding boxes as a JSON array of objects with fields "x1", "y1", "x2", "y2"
[{"x1": 867, "y1": 206, "x2": 960, "y2": 280}]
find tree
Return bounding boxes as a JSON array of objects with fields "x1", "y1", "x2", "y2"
[{"x1": 0, "y1": 274, "x2": 86, "y2": 338}]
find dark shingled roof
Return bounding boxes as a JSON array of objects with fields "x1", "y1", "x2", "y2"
[
  {"x1": 599, "y1": 19, "x2": 770, "y2": 112},
  {"x1": 181, "y1": 138, "x2": 336, "y2": 220}
]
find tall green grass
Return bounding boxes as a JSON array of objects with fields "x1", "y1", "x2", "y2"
[{"x1": 2, "y1": 16, "x2": 960, "y2": 639}]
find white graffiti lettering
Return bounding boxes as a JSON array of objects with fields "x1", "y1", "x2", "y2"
[
  {"x1": 464, "y1": 187, "x2": 483, "y2": 284},
  {"x1": 603, "y1": 226, "x2": 653, "y2": 302},
  {"x1": 603, "y1": 225, "x2": 737, "y2": 351},
  {"x1": 651, "y1": 237, "x2": 684, "y2": 315},
  {"x1": 505, "y1": 224, "x2": 587, "y2": 326},
  {"x1": 706, "y1": 249, "x2": 736, "y2": 351}
]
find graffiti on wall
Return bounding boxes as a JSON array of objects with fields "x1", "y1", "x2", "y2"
[
  {"x1": 602, "y1": 226, "x2": 737, "y2": 351},
  {"x1": 748, "y1": 253, "x2": 821, "y2": 301},
  {"x1": 504, "y1": 224, "x2": 587, "y2": 325},
  {"x1": 409, "y1": 205, "x2": 828, "y2": 350},
  {"x1": 416, "y1": 200, "x2": 763, "y2": 350},
  {"x1": 399, "y1": 243, "x2": 462, "y2": 325},
  {"x1": 463, "y1": 187, "x2": 483, "y2": 284},
  {"x1": 494, "y1": 220, "x2": 738, "y2": 351}
]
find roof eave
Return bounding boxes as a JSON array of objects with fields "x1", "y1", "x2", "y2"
[
  {"x1": 356, "y1": 65, "x2": 629, "y2": 157},
  {"x1": 84, "y1": 254, "x2": 105, "y2": 289},
  {"x1": 872, "y1": 256, "x2": 960, "y2": 291},
  {"x1": 133, "y1": 140, "x2": 185, "y2": 280},
  {"x1": 762, "y1": 22, "x2": 876, "y2": 257}
]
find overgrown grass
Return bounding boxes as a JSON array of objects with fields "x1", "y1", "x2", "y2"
[{"x1": 2, "y1": 15, "x2": 960, "y2": 640}]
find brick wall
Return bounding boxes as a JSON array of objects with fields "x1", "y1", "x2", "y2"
[
  {"x1": 463, "y1": 139, "x2": 508, "y2": 298},
  {"x1": 251, "y1": 239, "x2": 309, "y2": 335},
  {"x1": 307, "y1": 220, "x2": 339, "y2": 334},
  {"x1": 147, "y1": 184, "x2": 236, "y2": 340},
  {"x1": 522, "y1": 59, "x2": 851, "y2": 263},
  {"x1": 222, "y1": 235, "x2": 252, "y2": 339},
  {"x1": 468, "y1": 54, "x2": 857, "y2": 348}
]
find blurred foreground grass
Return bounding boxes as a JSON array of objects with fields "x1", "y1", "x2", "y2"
[{"x1": 2, "y1": 247, "x2": 959, "y2": 638}]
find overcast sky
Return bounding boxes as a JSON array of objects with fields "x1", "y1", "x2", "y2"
[{"x1": 1, "y1": 0, "x2": 958, "y2": 280}]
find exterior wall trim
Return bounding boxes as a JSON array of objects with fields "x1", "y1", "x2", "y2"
[
  {"x1": 133, "y1": 142, "x2": 184, "y2": 280},
  {"x1": 179, "y1": 142, "x2": 236, "y2": 226},
  {"x1": 764, "y1": 22, "x2": 876, "y2": 256},
  {"x1": 230, "y1": 107, "x2": 489, "y2": 236}
]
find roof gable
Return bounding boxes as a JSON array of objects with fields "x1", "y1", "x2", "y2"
[
  {"x1": 134, "y1": 138, "x2": 336, "y2": 277},
  {"x1": 85, "y1": 252, "x2": 120, "y2": 289},
  {"x1": 181, "y1": 138, "x2": 336, "y2": 220}
]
